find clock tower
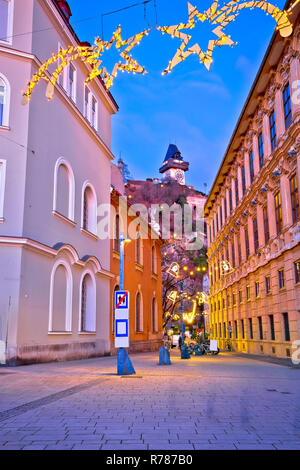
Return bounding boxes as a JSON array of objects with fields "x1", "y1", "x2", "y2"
[{"x1": 159, "y1": 144, "x2": 189, "y2": 185}]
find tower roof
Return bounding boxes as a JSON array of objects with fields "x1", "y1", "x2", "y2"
[{"x1": 164, "y1": 144, "x2": 183, "y2": 162}]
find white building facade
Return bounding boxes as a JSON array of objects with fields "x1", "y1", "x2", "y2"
[{"x1": 0, "y1": 0, "x2": 118, "y2": 365}]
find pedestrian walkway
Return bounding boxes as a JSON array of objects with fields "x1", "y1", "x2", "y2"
[{"x1": 0, "y1": 351, "x2": 299, "y2": 450}]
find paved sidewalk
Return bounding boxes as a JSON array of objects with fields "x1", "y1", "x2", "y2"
[{"x1": 0, "y1": 351, "x2": 300, "y2": 450}]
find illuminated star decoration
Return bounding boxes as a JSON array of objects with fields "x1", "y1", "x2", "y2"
[
  {"x1": 158, "y1": 0, "x2": 295, "y2": 74},
  {"x1": 22, "y1": 25, "x2": 150, "y2": 103},
  {"x1": 87, "y1": 25, "x2": 151, "y2": 90}
]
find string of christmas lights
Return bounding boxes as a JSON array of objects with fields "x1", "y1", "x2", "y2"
[
  {"x1": 22, "y1": 0, "x2": 299, "y2": 102},
  {"x1": 158, "y1": 0, "x2": 296, "y2": 75},
  {"x1": 23, "y1": 25, "x2": 150, "y2": 102}
]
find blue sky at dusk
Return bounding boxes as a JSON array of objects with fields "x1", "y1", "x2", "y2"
[{"x1": 68, "y1": 0, "x2": 287, "y2": 193}]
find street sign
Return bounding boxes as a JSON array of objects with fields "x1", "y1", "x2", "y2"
[
  {"x1": 115, "y1": 290, "x2": 129, "y2": 310},
  {"x1": 115, "y1": 291, "x2": 130, "y2": 348}
]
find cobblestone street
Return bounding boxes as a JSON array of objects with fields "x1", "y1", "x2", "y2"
[{"x1": 0, "y1": 352, "x2": 300, "y2": 450}]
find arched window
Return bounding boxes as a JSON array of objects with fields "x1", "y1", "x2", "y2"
[
  {"x1": 82, "y1": 182, "x2": 97, "y2": 234},
  {"x1": 79, "y1": 272, "x2": 96, "y2": 332},
  {"x1": 53, "y1": 158, "x2": 75, "y2": 221},
  {"x1": 112, "y1": 284, "x2": 120, "y2": 334},
  {"x1": 151, "y1": 245, "x2": 156, "y2": 274},
  {"x1": 114, "y1": 214, "x2": 120, "y2": 252},
  {"x1": 0, "y1": 74, "x2": 10, "y2": 127},
  {"x1": 135, "y1": 291, "x2": 143, "y2": 332},
  {"x1": 136, "y1": 233, "x2": 141, "y2": 264},
  {"x1": 152, "y1": 297, "x2": 157, "y2": 333},
  {"x1": 49, "y1": 260, "x2": 72, "y2": 332},
  {"x1": 0, "y1": 1, "x2": 14, "y2": 44}
]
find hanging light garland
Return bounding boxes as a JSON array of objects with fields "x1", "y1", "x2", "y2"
[
  {"x1": 158, "y1": 0, "x2": 296, "y2": 75},
  {"x1": 22, "y1": 0, "x2": 298, "y2": 102},
  {"x1": 183, "y1": 299, "x2": 197, "y2": 324},
  {"x1": 23, "y1": 25, "x2": 150, "y2": 103}
]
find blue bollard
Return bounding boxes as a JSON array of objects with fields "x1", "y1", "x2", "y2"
[
  {"x1": 117, "y1": 348, "x2": 136, "y2": 375},
  {"x1": 181, "y1": 344, "x2": 191, "y2": 359},
  {"x1": 194, "y1": 344, "x2": 203, "y2": 356},
  {"x1": 158, "y1": 346, "x2": 171, "y2": 365}
]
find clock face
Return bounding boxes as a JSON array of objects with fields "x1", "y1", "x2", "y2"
[{"x1": 175, "y1": 170, "x2": 184, "y2": 183}]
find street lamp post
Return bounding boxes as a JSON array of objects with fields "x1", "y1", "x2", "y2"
[
  {"x1": 119, "y1": 232, "x2": 131, "y2": 290},
  {"x1": 180, "y1": 280, "x2": 185, "y2": 347}
]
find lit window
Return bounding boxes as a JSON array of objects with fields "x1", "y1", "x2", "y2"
[
  {"x1": 255, "y1": 280, "x2": 260, "y2": 298},
  {"x1": 295, "y1": 260, "x2": 300, "y2": 284},
  {"x1": 246, "y1": 285, "x2": 250, "y2": 301},
  {"x1": 275, "y1": 191, "x2": 282, "y2": 235},
  {"x1": 283, "y1": 83, "x2": 292, "y2": 130}
]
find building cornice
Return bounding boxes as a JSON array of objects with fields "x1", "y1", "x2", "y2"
[{"x1": 0, "y1": 236, "x2": 115, "y2": 279}]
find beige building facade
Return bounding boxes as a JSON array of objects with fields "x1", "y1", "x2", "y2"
[{"x1": 204, "y1": 4, "x2": 300, "y2": 359}]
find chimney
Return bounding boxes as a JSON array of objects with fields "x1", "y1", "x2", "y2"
[{"x1": 56, "y1": 0, "x2": 72, "y2": 22}]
